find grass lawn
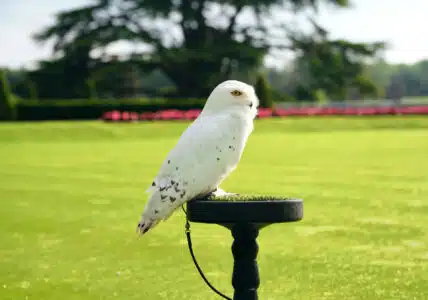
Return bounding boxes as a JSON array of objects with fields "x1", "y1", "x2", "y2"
[{"x1": 1, "y1": 116, "x2": 427, "y2": 300}]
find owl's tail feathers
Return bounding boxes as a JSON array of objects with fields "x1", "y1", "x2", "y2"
[
  {"x1": 137, "y1": 185, "x2": 161, "y2": 235},
  {"x1": 136, "y1": 218, "x2": 160, "y2": 236}
]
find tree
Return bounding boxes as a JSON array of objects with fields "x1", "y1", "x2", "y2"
[
  {"x1": 255, "y1": 73, "x2": 273, "y2": 108},
  {"x1": 0, "y1": 69, "x2": 16, "y2": 121},
  {"x1": 27, "y1": 41, "x2": 94, "y2": 99},
  {"x1": 289, "y1": 21, "x2": 384, "y2": 100},
  {"x1": 34, "y1": 0, "x2": 361, "y2": 98},
  {"x1": 386, "y1": 73, "x2": 405, "y2": 100},
  {"x1": 365, "y1": 59, "x2": 428, "y2": 99},
  {"x1": 364, "y1": 59, "x2": 398, "y2": 95}
]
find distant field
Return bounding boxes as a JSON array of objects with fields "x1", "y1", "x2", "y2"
[{"x1": 1, "y1": 117, "x2": 428, "y2": 300}]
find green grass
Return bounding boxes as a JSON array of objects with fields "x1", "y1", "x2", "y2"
[{"x1": 1, "y1": 116, "x2": 428, "y2": 300}]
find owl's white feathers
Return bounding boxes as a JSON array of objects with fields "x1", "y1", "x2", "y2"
[{"x1": 137, "y1": 80, "x2": 259, "y2": 235}]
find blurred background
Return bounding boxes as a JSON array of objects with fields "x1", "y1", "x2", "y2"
[{"x1": 1, "y1": 0, "x2": 427, "y2": 120}]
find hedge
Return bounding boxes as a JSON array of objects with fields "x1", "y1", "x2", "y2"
[
  {"x1": 0, "y1": 69, "x2": 16, "y2": 121},
  {"x1": 16, "y1": 98, "x2": 206, "y2": 120}
]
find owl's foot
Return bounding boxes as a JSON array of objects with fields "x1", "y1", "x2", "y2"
[
  {"x1": 210, "y1": 188, "x2": 239, "y2": 198},
  {"x1": 191, "y1": 188, "x2": 239, "y2": 201}
]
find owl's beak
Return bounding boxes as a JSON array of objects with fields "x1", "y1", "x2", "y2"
[{"x1": 249, "y1": 96, "x2": 259, "y2": 109}]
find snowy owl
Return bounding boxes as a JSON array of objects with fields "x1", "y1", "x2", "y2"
[{"x1": 137, "y1": 80, "x2": 259, "y2": 235}]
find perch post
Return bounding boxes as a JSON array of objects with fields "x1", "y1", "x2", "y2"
[{"x1": 187, "y1": 195, "x2": 303, "y2": 300}]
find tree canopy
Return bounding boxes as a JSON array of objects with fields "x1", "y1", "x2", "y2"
[
  {"x1": 13, "y1": 0, "x2": 381, "y2": 99},
  {"x1": 29, "y1": 0, "x2": 385, "y2": 99},
  {"x1": 288, "y1": 21, "x2": 384, "y2": 100}
]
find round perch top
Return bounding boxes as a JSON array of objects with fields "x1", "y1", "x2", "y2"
[{"x1": 186, "y1": 195, "x2": 303, "y2": 224}]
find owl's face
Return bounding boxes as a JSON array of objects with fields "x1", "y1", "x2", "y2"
[{"x1": 205, "y1": 80, "x2": 259, "y2": 116}]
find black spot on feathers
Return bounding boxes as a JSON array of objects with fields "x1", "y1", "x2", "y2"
[
  {"x1": 168, "y1": 160, "x2": 171, "y2": 164},
  {"x1": 169, "y1": 196, "x2": 176, "y2": 202},
  {"x1": 152, "y1": 181, "x2": 156, "y2": 186},
  {"x1": 217, "y1": 157, "x2": 220, "y2": 161},
  {"x1": 154, "y1": 209, "x2": 159, "y2": 214},
  {"x1": 160, "y1": 194, "x2": 167, "y2": 200}
]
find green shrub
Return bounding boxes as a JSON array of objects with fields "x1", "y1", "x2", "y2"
[
  {"x1": 85, "y1": 79, "x2": 98, "y2": 101},
  {"x1": 0, "y1": 69, "x2": 16, "y2": 121},
  {"x1": 255, "y1": 73, "x2": 273, "y2": 108},
  {"x1": 313, "y1": 89, "x2": 329, "y2": 105}
]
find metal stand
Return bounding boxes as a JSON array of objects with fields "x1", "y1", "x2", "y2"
[{"x1": 187, "y1": 197, "x2": 303, "y2": 300}]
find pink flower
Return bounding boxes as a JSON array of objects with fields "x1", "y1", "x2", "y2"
[
  {"x1": 140, "y1": 112, "x2": 156, "y2": 121},
  {"x1": 357, "y1": 107, "x2": 377, "y2": 115},
  {"x1": 158, "y1": 109, "x2": 184, "y2": 120},
  {"x1": 273, "y1": 108, "x2": 291, "y2": 117},
  {"x1": 183, "y1": 109, "x2": 201, "y2": 120},
  {"x1": 129, "y1": 112, "x2": 139, "y2": 121},
  {"x1": 111, "y1": 110, "x2": 121, "y2": 121},
  {"x1": 121, "y1": 111, "x2": 131, "y2": 121},
  {"x1": 396, "y1": 106, "x2": 428, "y2": 115},
  {"x1": 101, "y1": 104, "x2": 428, "y2": 122},
  {"x1": 102, "y1": 111, "x2": 113, "y2": 120},
  {"x1": 257, "y1": 108, "x2": 273, "y2": 118}
]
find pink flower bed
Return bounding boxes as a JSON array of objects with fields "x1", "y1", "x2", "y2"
[{"x1": 101, "y1": 105, "x2": 428, "y2": 122}]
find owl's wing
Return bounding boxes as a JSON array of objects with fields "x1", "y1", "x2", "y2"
[{"x1": 137, "y1": 114, "x2": 251, "y2": 234}]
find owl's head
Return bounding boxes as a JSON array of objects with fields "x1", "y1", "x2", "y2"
[{"x1": 202, "y1": 80, "x2": 259, "y2": 117}]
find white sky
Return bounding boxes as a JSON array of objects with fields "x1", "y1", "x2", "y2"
[{"x1": 0, "y1": 0, "x2": 426, "y2": 69}]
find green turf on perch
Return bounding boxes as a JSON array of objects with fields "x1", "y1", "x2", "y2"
[{"x1": 186, "y1": 194, "x2": 303, "y2": 300}]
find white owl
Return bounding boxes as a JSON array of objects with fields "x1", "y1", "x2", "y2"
[{"x1": 137, "y1": 80, "x2": 259, "y2": 235}]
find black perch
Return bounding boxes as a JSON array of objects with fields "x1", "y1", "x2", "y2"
[{"x1": 187, "y1": 196, "x2": 303, "y2": 300}]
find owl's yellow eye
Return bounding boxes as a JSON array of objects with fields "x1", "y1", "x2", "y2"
[{"x1": 231, "y1": 90, "x2": 243, "y2": 96}]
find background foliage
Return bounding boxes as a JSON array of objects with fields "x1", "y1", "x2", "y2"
[
  {"x1": 6, "y1": 0, "x2": 384, "y2": 102},
  {"x1": 2, "y1": 0, "x2": 428, "y2": 120},
  {"x1": 0, "y1": 69, "x2": 16, "y2": 121}
]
